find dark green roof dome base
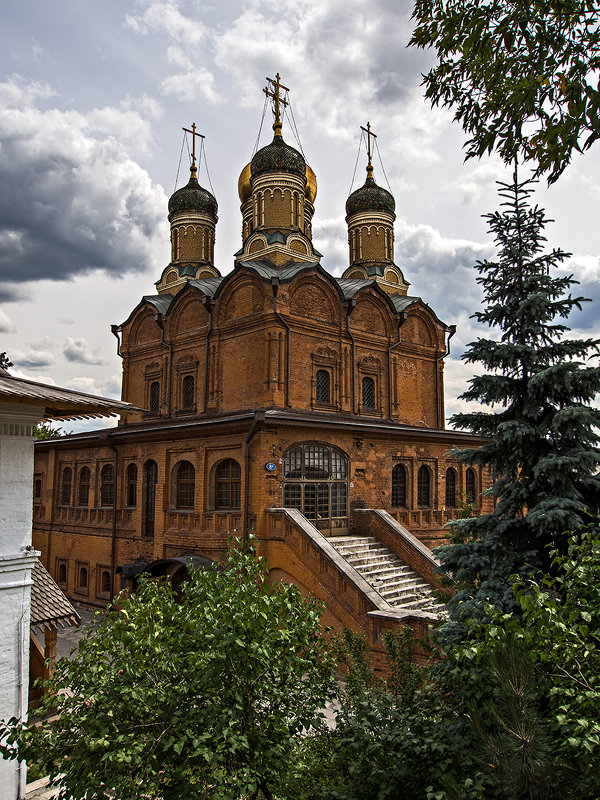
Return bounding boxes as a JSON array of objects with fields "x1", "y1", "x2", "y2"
[
  {"x1": 346, "y1": 176, "x2": 395, "y2": 216},
  {"x1": 168, "y1": 174, "x2": 218, "y2": 217},
  {"x1": 251, "y1": 135, "x2": 306, "y2": 181}
]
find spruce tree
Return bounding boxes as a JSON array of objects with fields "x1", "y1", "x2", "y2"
[{"x1": 439, "y1": 170, "x2": 600, "y2": 619}]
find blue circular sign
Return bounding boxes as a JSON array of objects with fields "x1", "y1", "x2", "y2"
[{"x1": 265, "y1": 461, "x2": 277, "y2": 472}]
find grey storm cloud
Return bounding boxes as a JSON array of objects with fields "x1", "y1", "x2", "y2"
[
  {"x1": 13, "y1": 349, "x2": 55, "y2": 369},
  {"x1": 63, "y1": 337, "x2": 107, "y2": 366},
  {"x1": 0, "y1": 80, "x2": 168, "y2": 301}
]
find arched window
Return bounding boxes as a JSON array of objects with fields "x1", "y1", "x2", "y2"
[
  {"x1": 78, "y1": 467, "x2": 91, "y2": 506},
  {"x1": 150, "y1": 381, "x2": 160, "y2": 414},
  {"x1": 78, "y1": 566, "x2": 88, "y2": 590},
  {"x1": 143, "y1": 460, "x2": 158, "y2": 538},
  {"x1": 175, "y1": 461, "x2": 195, "y2": 509},
  {"x1": 60, "y1": 467, "x2": 72, "y2": 505},
  {"x1": 182, "y1": 375, "x2": 195, "y2": 409},
  {"x1": 445, "y1": 467, "x2": 457, "y2": 508},
  {"x1": 126, "y1": 463, "x2": 137, "y2": 507},
  {"x1": 466, "y1": 468, "x2": 477, "y2": 504},
  {"x1": 391, "y1": 464, "x2": 407, "y2": 507},
  {"x1": 362, "y1": 376, "x2": 375, "y2": 408},
  {"x1": 100, "y1": 570, "x2": 111, "y2": 594},
  {"x1": 215, "y1": 459, "x2": 241, "y2": 510},
  {"x1": 282, "y1": 443, "x2": 348, "y2": 533},
  {"x1": 417, "y1": 465, "x2": 431, "y2": 508},
  {"x1": 315, "y1": 369, "x2": 330, "y2": 404},
  {"x1": 58, "y1": 563, "x2": 67, "y2": 585},
  {"x1": 100, "y1": 464, "x2": 115, "y2": 507}
]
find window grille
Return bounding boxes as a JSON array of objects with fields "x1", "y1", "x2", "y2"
[
  {"x1": 175, "y1": 461, "x2": 195, "y2": 509},
  {"x1": 149, "y1": 381, "x2": 160, "y2": 413},
  {"x1": 215, "y1": 459, "x2": 241, "y2": 509},
  {"x1": 143, "y1": 460, "x2": 158, "y2": 538},
  {"x1": 466, "y1": 468, "x2": 477, "y2": 503},
  {"x1": 182, "y1": 375, "x2": 195, "y2": 408},
  {"x1": 417, "y1": 465, "x2": 431, "y2": 507},
  {"x1": 315, "y1": 369, "x2": 330, "y2": 403},
  {"x1": 100, "y1": 465, "x2": 115, "y2": 507},
  {"x1": 60, "y1": 468, "x2": 72, "y2": 505},
  {"x1": 282, "y1": 443, "x2": 348, "y2": 523},
  {"x1": 126, "y1": 463, "x2": 137, "y2": 507},
  {"x1": 362, "y1": 376, "x2": 375, "y2": 408},
  {"x1": 391, "y1": 464, "x2": 407, "y2": 507},
  {"x1": 78, "y1": 467, "x2": 90, "y2": 506},
  {"x1": 445, "y1": 468, "x2": 457, "y2": 508}
]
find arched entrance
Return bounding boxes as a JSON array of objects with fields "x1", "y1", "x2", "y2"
[{"x1": 282, "y1": 442, "x2": 348, "y2": 536}]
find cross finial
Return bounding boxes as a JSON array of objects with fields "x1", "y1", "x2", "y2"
[
  {"x1": 360, "y1": 121, "x2": 377, "y2": 179},
  {"x1": 182, "y1": 123, "x2": 205, "y2": 178},
  {"x1": 264, "y1": 73, "x2": 289, "y2": 136}
]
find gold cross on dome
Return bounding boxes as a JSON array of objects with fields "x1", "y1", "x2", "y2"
[
  {"x1": 182, "y1": 123, "x2": 205, "y2": 168},
  {"x1": 360, "y1": 121, "x2": 377, "y2": 177},
  {"x1": 264, "y1": 73, "x2": 289, "y2": 129}
]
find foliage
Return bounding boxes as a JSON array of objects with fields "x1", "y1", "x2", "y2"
[
  {"x1": 436, "y1": 171, "x2": 600, "y2": 621},
  {"x1": 0, "y1": 351, "x2": 13, "y2": 369},
  {"x1": 0, "y1": 543, "x2": 334, "y2": 800},
  {"x1": 33, "y1": 421, "x2": 71, "y2": 440},
  {"x1": 448, "y1": 526, "x2": 600, "y2": 799},
  {"x1": 411, "y1": 0, "x2": 600, "y2": 183},
  {"x1": 290, "y1": 629, "x2": 493, "y2": 800}
]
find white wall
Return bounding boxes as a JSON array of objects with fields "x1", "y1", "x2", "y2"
[{"x1": 0, "y1": 404, "x2": 42, "y2": 800}]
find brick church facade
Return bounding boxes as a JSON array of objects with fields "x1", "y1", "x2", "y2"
[{"x1": 32, "y1": 82, "x2": 490, "y2": 658}]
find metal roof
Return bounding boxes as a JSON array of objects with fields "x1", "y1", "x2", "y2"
[
  {"x1": 187, "y1": 276, "x2": 224, "y2": 297},
  {"x1": 30, "y1": 560, "x2": 80, "y2": 634},
  {"x1": 236, "y1": 259, "x2": 322, "y2": 281},
  {"x1": 142, "y1": 294, "x2": 173, "y2": 316},
  {"x1": 0, "y1": 371, "x2": 138, "y2": 421}
]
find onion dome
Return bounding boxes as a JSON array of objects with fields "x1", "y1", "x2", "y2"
[
  {"x1": 168, "y1": 166, "x2": 217, "y2": 217},
  {"x1": 238, "y1": 162, "x2": 252, "y2": 203},
  {"x1": 305, "y1": 164, "x2": 317, "y2": 204},
  {"x1": 251, "y1": 134, "x2": 306, "y2": 181},
  {"x1": 346, "y1": 175, "x2": 395, "y2": 217}
]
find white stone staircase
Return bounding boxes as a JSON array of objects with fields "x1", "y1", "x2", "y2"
[{"x1": 330, "y1": 535, "x2": 446, "y2": 614}]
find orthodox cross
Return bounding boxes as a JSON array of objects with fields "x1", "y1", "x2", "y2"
[
  {"x1": 264, "y1": 73, "x2": 289, "y2": 127},
  {"x1": 182, "y1": 123, "x2": 205, "y2": 169},
  {"x1": 360, "y1": 121, "x2": 377, "y2": 177}
]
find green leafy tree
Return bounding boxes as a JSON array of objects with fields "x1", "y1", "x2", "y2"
[
  {"x1": 437, "y1": 172, "x2": 600, "y2": 621},
  {"x1": 411, "y1": 0, "x2": 600, "y2": 183},
  {"x1": 0, "y1": 544, "x2": 334, "y2": 800},
  {"x1": 33, "y1": 421, "x2": 70, "y2": 440}
]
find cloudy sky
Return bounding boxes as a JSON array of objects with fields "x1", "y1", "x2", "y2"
[{"x1": 2, "y1": 0, "x2": 599, "y2": 432}]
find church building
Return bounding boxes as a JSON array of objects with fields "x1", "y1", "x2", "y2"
[{"x1": 32, "y1": 77, "x2": 490, "y2": 662}]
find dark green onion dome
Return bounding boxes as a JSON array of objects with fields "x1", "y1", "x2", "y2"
[
  {"x1": 251, "y1": 134, "x2": 306, "y2": 181},
  {"x1": 345, "y1": 176, "x2": 395, "y2": 217},
  {"x1": 168, "y1": 168, "x2": 218, "y2": 217}
]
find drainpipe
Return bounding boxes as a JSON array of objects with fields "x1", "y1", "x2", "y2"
[
  {"x1": 436, "y1": 325, "x2": 456, "y2": 428},
  {"x1": 243, "y1": 410, "x2": 265, "y2": 546},
  {"x1": 271, "y1": 277, "x2": 291, "y2": 407},
  {"x1": 346, "y1": 299, "x2": 357, "y2": 413},
  {"x1": 155, "y1": 314, "x2": 172, "y2": 417},
  {"x1": 387, "y1": 312, "x2": 408, "y2": 420},
  {"x1": 110, "y1": 325, "x2": 122, "y2": 358},
  {"x1": 202, "y1": 296, "x2": 212, "y2": 413}
]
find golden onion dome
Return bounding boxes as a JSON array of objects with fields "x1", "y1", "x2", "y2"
[
  {"x1": 238, "y1": 160, "x2": 316, "y2": 204},
  {"x1": 238, "y1": 162, "x2": 252, "y2": 203},
  {"x1": 305, "y1": 164, "x2": 317, "y2": 204}
]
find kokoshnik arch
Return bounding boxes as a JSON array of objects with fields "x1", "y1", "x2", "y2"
[{"x1": 32, "y1": 75, "x2": 491, "y2": 661}]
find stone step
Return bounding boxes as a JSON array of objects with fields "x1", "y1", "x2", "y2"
[{"x1": 329, "y1": 533, "x2": 445, "y2": 615}]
